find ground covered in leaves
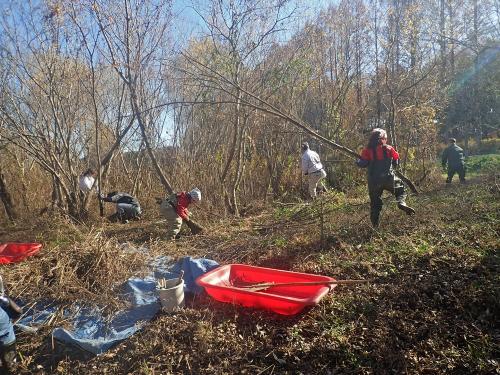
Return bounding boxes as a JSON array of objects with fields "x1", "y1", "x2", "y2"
[{"x1": 0, "y1": 169, "x2": 498, "y2": 374}]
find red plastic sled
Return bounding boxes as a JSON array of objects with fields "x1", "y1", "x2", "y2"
[
  {"x1": 0, "y1": 243, "x2": 42, "y2": 264},
  {"x1": 196, "y1": 264, "x2": 335, "y2": 315}
]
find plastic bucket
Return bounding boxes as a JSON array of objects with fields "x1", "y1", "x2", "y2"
[{"x1": 158, "y1": 278, "x2": 185, "y2": 312}]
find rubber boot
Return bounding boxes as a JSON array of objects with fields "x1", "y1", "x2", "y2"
[
  {"x1": 397, "y1": 202, "x2": 415, "y2": 215},
  {"x1": 0, "y1": 341, "x2": 17, "y2": 374},
  {"x1": 370, "y1": 210, "x2": 380, "y2": 228}
]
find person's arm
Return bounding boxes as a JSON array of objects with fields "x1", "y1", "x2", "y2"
[
  {"x1": 389, "y1": 147, "x2": 400, "y2": 168},
  {"x1": 101, "y1": 195, "x2": 112, "y2": 202},
  {"x1": 356, "y1": 159, "x2": 369, "y2": 168},
  {"x1": 175, "y1": 193, "x2": 191, "y2": 220},
  {"x1": 0, "y1": 296, "x2": 22, "y2": 322},
  {"x1": 101, "y1": 193, "x2": 123, "y2": 203},
  {"x1": 301, "y1": 153, "x2": 311, "y2": 175},
  {"x1": 356, "y1": 149, "x2": 370, "y2": 168},
  {"x1": 441, "y1": 148, "x2": 448, "y2": 168}
]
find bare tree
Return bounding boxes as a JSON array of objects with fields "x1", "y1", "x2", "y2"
[
  {"x1": 90, "y1": 0, "x2": 176, "y2": 194},
  {"x1": 0, "y1": 1, "x2": 100, "y2": 217},
  {"x1": 180, "y1": 0, "x2": 296, "y2": 216}
]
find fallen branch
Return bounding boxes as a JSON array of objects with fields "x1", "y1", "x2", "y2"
[{"x1": 184, "y1": 219, "x2": 205, "y2": 235}]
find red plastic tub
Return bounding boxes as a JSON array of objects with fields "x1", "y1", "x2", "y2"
[
  {"x1": 196, "y1": 264, "x2": 336, "y2": 315},
  {"x1": 0, "y1": 243, "x2": 42, "y2": 264}
]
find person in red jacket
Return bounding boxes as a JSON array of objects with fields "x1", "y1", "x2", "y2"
[
  {"x1": 159, "y1": 188, "x2": 201, "y2": 240},
  {"x1": 356, "y1": 128, "x2": 415, "y2": 227}
]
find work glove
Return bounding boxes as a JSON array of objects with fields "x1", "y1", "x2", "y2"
[
  {"x1": 0, "y1": 296, "x2": 22, "y2": 319},
  {"x1": 0, "y1": 277, "x2": 23, "y2": 320},
  {"x1": 356, "y1": 158, "x2": 369, "y2": 168}
]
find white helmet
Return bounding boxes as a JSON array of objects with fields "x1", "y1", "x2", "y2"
[
  {"x1": 371, "y1": 128, "x2": 387, "y2": 139},
  {"x1": 189, "y1": 188, "x2": 201, "y2": 202}
]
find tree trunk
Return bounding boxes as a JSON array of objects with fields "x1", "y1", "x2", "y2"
[
  {"x1": 439, "y1": 0, "x2": 446, "y2": 84},
  {"x1": 129, "y1": 86, "x2": 174, "y2": 195},
  {"x1": 0, "y1": 168, "x2": 17, "y2": 222},
  {"x1": 448, "y1": 1, "x2": 455, "y2": 76}
]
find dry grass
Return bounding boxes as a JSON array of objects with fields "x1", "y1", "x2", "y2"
[{"x1": 1, "y1": 169, "x2": 499, "y2": 374}]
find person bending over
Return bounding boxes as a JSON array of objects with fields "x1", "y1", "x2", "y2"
[
  {"x1": 159, "y1": 188, "x2": 201, "y2": 240},
  {"x1": 100, "y1": 191, "x2": 141, "y2": 223}
]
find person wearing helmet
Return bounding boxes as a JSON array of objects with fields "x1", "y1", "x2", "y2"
[
  {"x1": 100, "y1": 191, "x2": 142, "y2": 223},
  {"x1": 159, "y1": 188, "x2": 201, "y2": 240},
  {"x1": 301, "y1": 142, "x2": 327, "y2": 199},
  {"x1": 356, "y1": 128, "x2": 415, "y2": 227},
  {"x1": 441, "y1": 138, "x2": 466, "y2": 183}
]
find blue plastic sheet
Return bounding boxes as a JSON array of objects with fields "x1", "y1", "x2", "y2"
[{"x1": 21, "y1": 256, "x2": 219, "y2": 355}]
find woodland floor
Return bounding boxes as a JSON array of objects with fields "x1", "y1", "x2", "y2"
[{"x1": 0, "y1": 166, "x2": 499, "y2": 375}]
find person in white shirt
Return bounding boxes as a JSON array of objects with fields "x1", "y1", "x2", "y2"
[
  {"x1": 79, "y1": 168, "x2": 96, "y2": 193},
  {"x1": 301, "y1": 142, "x2": 327, "y2": 199}
]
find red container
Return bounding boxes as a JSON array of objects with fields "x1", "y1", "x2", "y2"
[
  {"x1": 0, "y1": 243, "x2": 42, "y2": 264},
  {"x1": 196, "y1": 264, "x2": 336, "y2": 315}
]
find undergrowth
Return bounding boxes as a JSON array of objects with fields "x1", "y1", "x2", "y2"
[{"x1": 0, "y1": 168, "x2": 498, "y2": 375}]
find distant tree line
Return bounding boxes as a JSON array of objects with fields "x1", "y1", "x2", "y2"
[{"x1": 0, "y1": 0, "x2": 498, "y2": 221}]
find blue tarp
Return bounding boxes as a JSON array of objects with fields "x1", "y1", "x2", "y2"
[{"x1": 20, "y1": 255, "x2": 219, "y2": 355}]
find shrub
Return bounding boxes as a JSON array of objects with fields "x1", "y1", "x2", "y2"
[{"x1": 466, "y1": 154, "x2": 500, "y2": 174}]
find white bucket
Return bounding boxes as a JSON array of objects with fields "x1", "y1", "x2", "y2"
[{"x1": 157, "y1": 278, "x2": 185, "y2": 312}]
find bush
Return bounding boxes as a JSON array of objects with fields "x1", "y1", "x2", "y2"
[
  {"x1": 466, "y1": 154, "x2": 500, "y2": 174},
  {"x1": 468, "y1": 138, "x2": 499, "y2": 155}
]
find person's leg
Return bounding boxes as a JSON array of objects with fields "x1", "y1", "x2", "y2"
[
  {"x1": 116, "y1": 203, "x2": 135, "y2": 222},
  {"x1": 458, "y1": 164, "x2": 466, "y2": 183},
  {"x1": 160, "y1": 202, "x2": 183, "y2": 240},
  {"x1": 168, "y1": 216, "x2": 183, "y2": 240},
  {"x1": 446, "y1": 167, "x2": 455, "y2": 183},
  {"x1": 133, "y1": 206, "x2": 142, "y2": 219},
  {"x1": 308, "y1": 174, "x2": 318, "y2": 199},
  {"x1": 123, "y1": 205, "x2": 141, "y2": 220},
  {"x1": 308, "y1": 170, "x2": 326, "y2": 199},
  {"x1": 0, "y1": 309, "x2": 16, "y2": 374},
  {"x1": 316, "y1": 169, "x2": 328, "y2": 194},
  {"x1": 368, "y1": 183, "x2": 383, "y2": 227},
  {"x1": 391, "y1": 176, "x2": 415, "y2": 215}
]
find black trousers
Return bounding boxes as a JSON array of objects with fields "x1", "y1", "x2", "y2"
[
  {"x1": 446, "y1": 164, "x2": 465, "y2": 183},
  {"x1": 368, "y1": 174, "x2": 406, "y2": 227}
]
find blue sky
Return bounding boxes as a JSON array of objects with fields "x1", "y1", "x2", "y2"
[{"x1": 170, "y1": 0, "x2": 335, "y2": 42}]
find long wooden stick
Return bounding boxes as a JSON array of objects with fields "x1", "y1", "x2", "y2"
[{"x1": 235, "y1": 279, "x2": 368, "y2": 292}]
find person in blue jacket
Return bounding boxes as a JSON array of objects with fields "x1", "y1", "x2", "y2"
[{"x1": 0, "y1": 282, "x2": 22, "y2": 373}]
